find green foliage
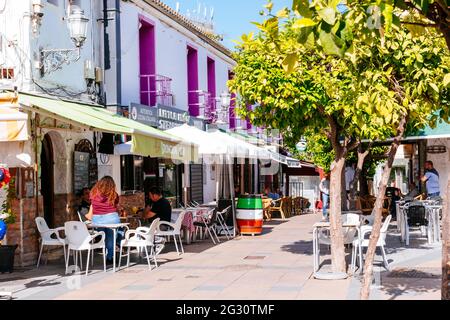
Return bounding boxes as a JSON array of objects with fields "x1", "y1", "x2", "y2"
[
  {"x1": 1, "y1": 176, "x2": 16, "y2": 225},
  {"x1": 229, "y1": 7, "x2": 450, "y2": 157}
]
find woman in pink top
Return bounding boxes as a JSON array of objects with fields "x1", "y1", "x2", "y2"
[{"x1": 85, "y1": 176, "x2": 122, "y2": 262}]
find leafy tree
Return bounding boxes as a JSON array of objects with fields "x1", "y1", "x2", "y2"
[{"x1": 229, "y1": 2, "x2": 450, "y2": 298}]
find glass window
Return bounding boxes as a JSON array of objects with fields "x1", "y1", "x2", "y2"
[{"x1": 120, "y1": 155, "x2": 143, "y2": 192}]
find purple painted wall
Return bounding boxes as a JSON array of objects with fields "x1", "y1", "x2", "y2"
[
  {"x1": 139, "y1": 18, "x2": 156, "y2": 106},
  {"x1": 228, "y1": 70, "x2": 235, "y2": 129},
  {"x1": 229, "y1": 92, "x2": 236, "y2": 129},
  {"x1": 246, "y1": 104, "x2": 252, "y2": 130},
  {"x1": 207, "y1": 57, "x2": 216, "y2": 103},
  {"x1": 187, "y1": 46, "x2": 199, "y2": 116}
]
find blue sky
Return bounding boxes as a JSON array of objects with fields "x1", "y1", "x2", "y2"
[{"x1": 162, "y1": 0, "x2": 292, "y2": 50}]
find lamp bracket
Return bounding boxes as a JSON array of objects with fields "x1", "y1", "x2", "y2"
[{"x1": 40, "y1": 47, "x2": 81, "y2": 76}]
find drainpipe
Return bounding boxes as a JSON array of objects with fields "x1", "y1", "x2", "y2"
[
  {"x1": 102, "y1": 0, "x2": 121, "y2": 114},
  {"x1": 114, "y1": 0, "x2": 122, "y2": 114}
]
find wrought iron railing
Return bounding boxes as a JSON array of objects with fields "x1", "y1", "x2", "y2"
[
  {"x1": 188, "y1": 90, "x2": 218, "y2": 123},
  {"x1": 140, "y1": 74, "x2": 173, "y2": 107}
]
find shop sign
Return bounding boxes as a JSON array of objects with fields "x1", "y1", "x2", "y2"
[
  {"x1": 287, "y1": 159, "x2": 301, "y2": 168},
  {"x1": 129, "y1": 103, "x2": 158, "y2": 127},
  {"x1": 130, "y1": 102, "x2": 206, "y2": 131},
  {"x1": 157, "y1": 105, "x2": 190, "y2": 130}
]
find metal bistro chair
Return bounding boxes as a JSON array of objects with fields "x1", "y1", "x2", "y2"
[
  {"x1": 403, "y1": 202, "x2": 430, "y2": 246},
  {"x1": 215, "y1": 206, "x2": 233, "y2": 239},
  {"x1": 193, "y1": 208, "x2": 220, "y2": 244}
]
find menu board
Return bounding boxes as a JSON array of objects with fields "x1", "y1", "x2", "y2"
[
  {"x1": 89, "y1": 156, "x2": 98, "y2": 186},
  {"x1": 74, "y1": 151, "x2": 90, "y2": 195}
]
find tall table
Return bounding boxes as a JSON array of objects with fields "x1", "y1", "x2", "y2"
[
  {"x1": 312, "y1": 220, "x2": 363, "y2": 274},
  {"x1": 90, "y1": 222, "x2": 129, "y2": 272}
]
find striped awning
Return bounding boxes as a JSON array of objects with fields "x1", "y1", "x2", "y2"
[{"x1": 0, "y1": 93, "x2": 28, "y2": 142}]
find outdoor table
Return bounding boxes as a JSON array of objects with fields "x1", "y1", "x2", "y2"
[
  {"x1": 312, "y1": 220, "x2": 363, "y2": 275},
  {"x1": 172, "y1": 209, "x2": 194, "y2": 244},
  {"x1": 425, "y1": 205, "x2": 442, "y2": 244},
  {"x1": 90, "y1": 222, "x2": 129, "y2": 272}
]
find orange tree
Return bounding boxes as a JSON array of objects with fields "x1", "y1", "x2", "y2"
[{"x1": 229, "y1": 2, "x2": 450, "y2": 299}]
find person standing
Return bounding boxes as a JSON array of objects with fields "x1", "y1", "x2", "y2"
[
  {"x1": 85, "y1": 176, "x2": 123, "y2": 264},
  {"x1": 421, "y1": 160, "x2": 440, "y2": 197},
  {"x1": 319, "y1": 173, "x2": 330, "y2": 220}
]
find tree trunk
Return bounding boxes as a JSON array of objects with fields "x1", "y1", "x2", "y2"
[
  {"x1": 442, "y1": 180, "x2": 450, "y2": 300},
  {"x1": 438, "y1": 16, "x2": 450, "y2": 52},
  {"x1": 360, "y1": 170, "x2": 369, "y2": 197},
  {"x1": 360, "y1": 115, "x2": 407, "y2": 300},
  {"x1": 349, "y1": 146, "x2": 370, "y2": 210},
  {"x1": 329, "y1": 154, "x2": 347, "y2": 273}
]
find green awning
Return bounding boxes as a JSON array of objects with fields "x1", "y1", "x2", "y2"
[
  {"x1": 18, "y1": 92, "x2": 197, "y2": 161},
  {"x1": 405, "y1": 121, "x2": 450, "y2": 140}
]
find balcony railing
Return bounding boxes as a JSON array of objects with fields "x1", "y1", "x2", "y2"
[
  {"x1": 188, "y1": 90, "x2": 218, "y2": 123},
  {"x1": 140, "y1": 74, "x2": 173, "y2": 107}
]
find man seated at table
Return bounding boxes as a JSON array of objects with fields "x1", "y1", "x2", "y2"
[
  {"x1": 77, "y1": 187, "x2": 91, "y2": 221},
  {"x1": 264, "y1": 187, "x2": 280, "y2": 200},
  {"x1": 142, "y1": 187, "x2": 172, "y2": 227}
]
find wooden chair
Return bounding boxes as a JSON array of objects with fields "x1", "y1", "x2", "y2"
[
  {"x1": 285, "y1": 197, "x2": 293, "y2": 218},
  {"x1": 262, "y1": 198, "x2": 273, "y2": 221},
  {"x1": 414, "y1": 194, "x2": 425, "y2": 201},
  {"x1": 269, "y1": 197, "x2": 288, "y2": 220}
]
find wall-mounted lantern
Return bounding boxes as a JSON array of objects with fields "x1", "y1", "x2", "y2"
[{"x1": 39, "y1": 8, "x2": 89, "y2": 75}]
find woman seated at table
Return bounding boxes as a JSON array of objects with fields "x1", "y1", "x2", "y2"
[{"x1": 85, "y1": 176, "x2": 123, "y2": 264}]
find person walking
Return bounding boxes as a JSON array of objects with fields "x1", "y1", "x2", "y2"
[
  {"x1": 319, "y1": 173, "x2": 330, "y2": 220},
  {"x1": 85, "y1": 176, "x2": 123, "y2": 264},
  {"x1": 421, "y1": 160, "x2": 440, "y2": 197}
]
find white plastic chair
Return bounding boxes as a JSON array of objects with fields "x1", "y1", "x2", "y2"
[
  {"x1": 318, "y1": 213, "x2": 360, "y2": 246},
  {"x1": 118, "y1": 218, "x2": 162, "y2": 270},
  {"x1": 352, "y1": 215, "x2": 392, "y2": 271},
  {"x1": 156, "y1": 211, "x2": 186, "y2": 255},
  {"x1": 64, "y1": 221, "x2": 106, "y2": 275},
  {"x1": 35, "y1": 217, "x2": 67, "y2": 268}
]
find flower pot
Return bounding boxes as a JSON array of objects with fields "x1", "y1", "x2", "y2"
[{"x1": 0, "y1": 245, "x2": 18, "y2": 273}]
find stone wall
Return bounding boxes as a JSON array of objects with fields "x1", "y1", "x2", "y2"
[
  {"x1": 4, "y1": 193, "x2": 79, "y2": 267},
  {"x1": 119, "y1": 192, "x2": 145, "y2": 214},
  {"x1": 5, "y1": 197, "x2": 42, "y2": 267}
]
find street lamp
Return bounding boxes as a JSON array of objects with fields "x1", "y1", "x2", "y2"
[
  {"x1": 39, "y1": 8, "x2": 89, "y2": 75},
  {"x1": 67, "y1": 8, "x2": 89, "y2": 47},
  {"x1": 214, "y1": 91, "x2": 231, "y2": 124}
]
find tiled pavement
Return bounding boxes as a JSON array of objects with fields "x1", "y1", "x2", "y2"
[{"x1": 0, "y1": 213, "x2": 441, "y2": 300}]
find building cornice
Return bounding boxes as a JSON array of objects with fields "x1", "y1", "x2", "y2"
[{"x1": 128, "y1": 0, "x2": 235, "y2": 62}]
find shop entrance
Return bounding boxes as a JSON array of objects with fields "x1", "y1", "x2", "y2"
[{"x1": 40, "y1": 133, "x2": 55, "y2": 228}]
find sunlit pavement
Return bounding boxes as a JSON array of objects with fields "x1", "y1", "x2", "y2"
[{"x1": 0, "y1": 212, "x2": 441, "y2": 300}]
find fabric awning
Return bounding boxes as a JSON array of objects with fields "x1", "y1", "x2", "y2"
[
  {"x1": 18, "y1": 92, "x2": 197, "y2": 161},
  {"x1": 404, "y1": 121, "x2": 450, "y2": 140},
  {"x1": 209, "y1": 130, "x2": 272, "y2": 160},
  {"x1": 0, "y1": 93, "x2": 28, "y2": 142}
]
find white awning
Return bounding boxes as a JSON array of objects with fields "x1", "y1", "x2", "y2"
[
  {"x1": 0, "y1": 103, "x2": 28, "y2": 142},
  {"x1": 167, "y1": 124, "x2": 229, "y2": 155},
  {"x1": 208, "y1": 130, "x2": 272, "y2": 160}
]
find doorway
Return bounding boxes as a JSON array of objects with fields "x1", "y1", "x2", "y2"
[{"x1": 40, "y1": 133, "x2": 55, "y2": 228}]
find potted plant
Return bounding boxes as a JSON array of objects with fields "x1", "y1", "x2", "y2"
[{"x1": 0, "y1": 166, "x2": 17, "y2": 273}]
